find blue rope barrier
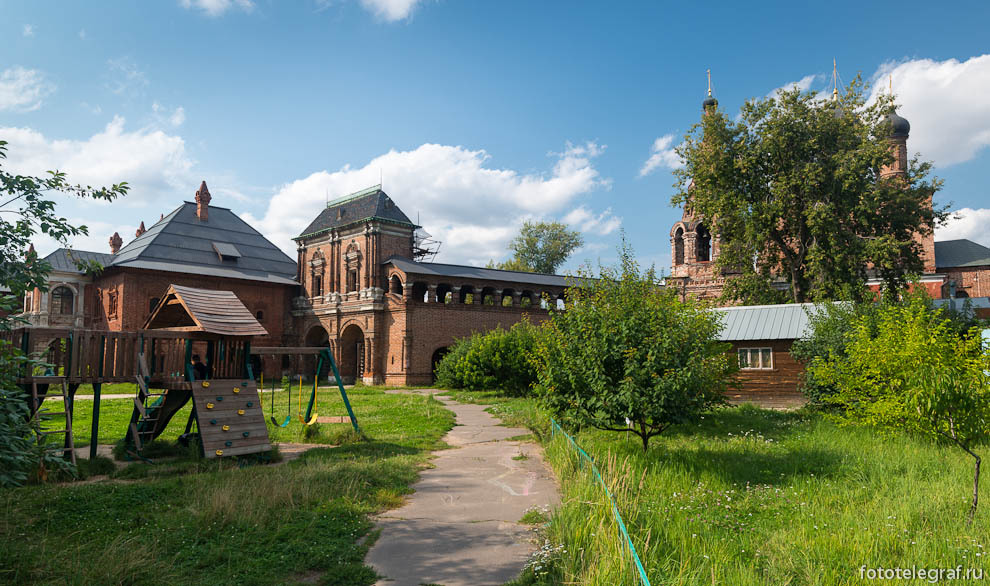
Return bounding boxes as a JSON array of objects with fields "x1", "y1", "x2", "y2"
[{"x1": 551, "y1": 419, "x2": 651, "y2": 586}]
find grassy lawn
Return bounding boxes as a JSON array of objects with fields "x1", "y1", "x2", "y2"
[
  {"x1": 445, "y1": 391, "x2": 990, "y2": 585},
  {"x1": 2, "y1": 387, "x2": 454, "y2": 585}
]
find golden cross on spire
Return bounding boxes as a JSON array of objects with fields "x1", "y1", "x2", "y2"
[
  {"x1": 707, "y1": 69, "x2": 712, "y2": 97},
  {"x1": 832, "y1": 58, "x2": 839, "y2": 101}
]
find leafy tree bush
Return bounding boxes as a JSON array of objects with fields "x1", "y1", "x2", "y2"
[
  {"x1": 0, "y1": 139, "x2": 127, "y2": 486},
  {"x1": 808, "y1": 295, "x2": 990, "y2": 521},
  {"x1": 434, "y1": 321, "x2": 540, "y2": 396},
  {"x1": 533, "y1": 245, "x2": 736, "y2": 452}
]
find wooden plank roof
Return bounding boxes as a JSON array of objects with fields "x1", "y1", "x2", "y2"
[{"x1": 143, "y1": 284, "x2": 269, "y2": 337}]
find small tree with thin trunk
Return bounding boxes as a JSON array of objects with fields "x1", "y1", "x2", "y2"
[
  {"x1": 532, "y1": 241, "x2": 735, "y2": 452},
  {"x1": 809, "y1": 293, "x2": 990, "y2": 522}
]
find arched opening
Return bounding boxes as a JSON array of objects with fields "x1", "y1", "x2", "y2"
[
  {"x1": 956, "y1": 290, "x2": 970, "y2": 299},
  {"x1": 696, "y1": 224, "x2": 711, "y2": 262},
  {"x1": 459, "y1": 285, "x2": 475, "y2": 304},
  {"x1": 520, "y1": 290, "x2": 534, "y2": 308},
  {"x1": 481, "y1": 286, "x2": 497, "y2": 305},
  {"x1": 255, "y1": 310, "x2": 264, "y2": 321},
  {"x1": 501, "y1": 288, "x2": 516, "y2": 307},
  {"x1": 305, "y1": 325, "x2": 330, "y2": 381},
  {"x1": 673, "y1": 227, "x2": 685, "y2": 265},
  {"x1": 556, "y1": 292, "x2": 566, "y2": 310},
  {"x1": 436, "y1": 283, "x2": 452, "y2": 304},
  {"x1": 339, "y1": 324, "x2": 365, "y2": 384},
  {"x1": 389, "y1": 275, "x2": 403, "y2": 295},
  {"x1": 412, "y1": 281, "x2": 429, "y2": 302},
  {"x1": 431, "y1": 347, "x2": 449, "y2": 383},
  {"x1": 51, "y1": 286, "x2": 73, "y2": 315}
]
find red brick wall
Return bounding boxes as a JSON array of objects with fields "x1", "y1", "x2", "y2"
[
  {"x1": 90, "y1": 268, "x2": 294, "y2": 347},
  {"x1": 725, "y1": 339, "x2": 807, "y2": 408},
  {"x1": 943, "y1": 266, "x2": 990, "y2": 299}
]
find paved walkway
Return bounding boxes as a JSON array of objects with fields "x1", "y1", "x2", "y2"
[{"x1": 366, "y1": 390, "x2": 559, "y2": 586}]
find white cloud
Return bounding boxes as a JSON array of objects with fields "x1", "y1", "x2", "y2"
[
  {"x1": 359, "y1": 0, "x2": 422, "y2": 21},
  {"x1": 0, "y1": 67, "x2": 55, "y2": 112},
  {"x1": 79, "y1": 29, "x2": 87, "y2": 40},
  {"x1": 244, "y1": 141, "x2": 612, "y2": 265},
  {"x1": 869, "y1": 55, "x2": 990, "y2": 167},
  {"x1": 766, "y1": 73, "x2": 822, "y2": 99},
  {"x1": 937, "y1": 208, "x2": 990, "y2": 248},
  {"x1": 22, "y1": 24, "x2": 34, "y2": 37},
  {"x1": 106, "y1": 57, "x2": 148, "y2": 96},
  {"x1": 152, "y1": 102, "x2": 186, "y2": 126},
  {"x1": 639, "y1": 134, "x2": 682, "y2": 177},
  {"x1": 0, "y1": 116, "x2": 195, "y2": 206},
  {"x1": 562, "y1": 206, "x2": 621, "y2": 236},
  {"x1": 179, "y1": 0, "x2": 255, "y2": 16}
]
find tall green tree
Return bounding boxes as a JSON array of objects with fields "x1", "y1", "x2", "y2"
[
  {"x1": 0, "y1": 139, "x2": 127, "y2": 486},
  {"x1": 533, "y1": 242, "x2": 735, "y2": 452},
  {"x1": 673, "y1": 78, "x2": 945, "y2": 303},
  {"x1": 489, "y1": 221, "x2": 583, "y2": 274}
]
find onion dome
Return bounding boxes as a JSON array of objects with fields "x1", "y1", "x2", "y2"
[
  {"x1": 886, "y1": 110, "x2": 910, "y2": 138},
  {"x1": 703, "y1": 93, "x2": 718, "y2": 110}
]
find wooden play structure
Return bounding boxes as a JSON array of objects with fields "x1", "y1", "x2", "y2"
[
  {"x1": 6, "y1": 284, "x2": 272, "y2": 460},
  {"x1": 7, "y1": 283, "x2": 361, "y2": 465}
]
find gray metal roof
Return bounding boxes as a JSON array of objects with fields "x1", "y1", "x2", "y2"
[
  {"x1": 935, "y1": 239, "x2": 990, "y2": 269},
  {"x1": 41, "y1": 249, "x2": 115, "y2": 274},
  {"x1": 109, "y1": 202, "x2": 298, "y2": 285},
  {"x1": 714, "y1": 303, "x2": 833, "y2": 341},
  {"x1": 297, "y1": 185, "x2": 416, "y2": 239},
  {"x1": 385, "y1": 255, "x2": 575, "y2": 288}
]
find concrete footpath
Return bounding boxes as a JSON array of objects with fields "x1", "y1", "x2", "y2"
[{"x1": 366, "y1": 390, "x2": 559, "y2": 586}]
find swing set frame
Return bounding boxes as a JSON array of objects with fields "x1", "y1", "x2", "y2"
[{"x1": 253, "y1": 346, "x2": 360, "y2": 433}]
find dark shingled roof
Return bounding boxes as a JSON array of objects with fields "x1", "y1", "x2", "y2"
[
  {"x1": 110, "y1": 201, "x2": 298, "y2": 284},
  {"x1": 935, "y1": 239, "x2": 990, "y2": 269},
  {"x1": 42, "y1": 249, "x2": 115, "y2": 274},
  {"x1": 296, "y1": 185, "x2": 416, "y2": 239},
  {"x1": 385, "y1": 255, "x2": 576, "y2": 288},
  {"x1": 144, "y1": 284, "x2": 268, "y2": 336}
]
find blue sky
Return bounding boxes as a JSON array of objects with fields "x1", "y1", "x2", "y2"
[{"x1": 3, "y1": 0, "x2": 989, "y2": 272}]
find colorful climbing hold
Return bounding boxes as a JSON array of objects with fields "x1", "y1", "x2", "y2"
[
  {"x1": 242, "y1": 431, "x2": 250, "y2": 437},
  {"x1": 246, "y1": 402, "x2": 253, "y2": 407},
  {"x1": 232, "y1": 388, "x2": 240, "y2": 394},
  {"x1": 216, "y1": 396, "x2": 224, "y2": 402},
  {"x1": 206, "y1": 402, "x2": 214, "y2": 409},
  {"x1": 225, "y1": 441, "x2": 233, "y2": 447},
  {"x1": 237, "y1": 409, "x2": 245, "y2": 416},
  {"x1": 210, "y1": 419, "x2": 217, "y2": 425},
  {"x1": 241, "y1": 381, "x2": 248, "y2": 387},
  {"x1": 215, "y1": 449, "x2": 223, "y2": 456},
  {"x1": 222, "y1": 425, "x2": 230, "y2": 431},
  {"x1": 203, "y1": 381, "x2": 211, "y2": 388}
]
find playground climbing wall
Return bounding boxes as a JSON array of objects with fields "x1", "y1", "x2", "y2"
[{"x1": 191, "y1": 380, "x2": 271, "y2": 458}]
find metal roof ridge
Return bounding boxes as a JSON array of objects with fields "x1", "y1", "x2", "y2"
[{"x1": 326, "y1": 184, "x2": 383, "y2": 208}]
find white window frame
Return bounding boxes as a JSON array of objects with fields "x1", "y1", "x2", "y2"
[{"x1": 738, "y1": 347, "x2": 773, "y2": 370}]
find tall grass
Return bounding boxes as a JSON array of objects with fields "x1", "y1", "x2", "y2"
[{"x1": 540, "y1": 405, "x2": 989, "y2": 584}]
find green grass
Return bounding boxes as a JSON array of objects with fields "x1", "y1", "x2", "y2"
[
  {"x1": 2, "y1": 387, "x2": 455, "y2": 585},
  {"x1": 447, "y1": 391, "x2": 990, "y2": 585}
]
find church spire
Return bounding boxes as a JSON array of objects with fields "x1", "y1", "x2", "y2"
[{"x1": 702, "y1": 69, "x2": 718, "y2": 111}]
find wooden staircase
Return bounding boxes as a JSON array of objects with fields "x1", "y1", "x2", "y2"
[
  {"x1": 30, "y1": 376, "x2": 76, "y2": 466},
  {"x1": 129, "y1": 352, "x2": 167, "y2": 451}
]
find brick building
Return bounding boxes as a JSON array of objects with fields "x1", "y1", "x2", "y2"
[
  {"x1": 668, "y1": 85, "x2": 990, "y2": 302},
  {"x1": 292, "y1": 185, "x2": 570, "y2": 384},
  {"x1": 21, "y1": 182, "x2": 298, "y2": 350}
]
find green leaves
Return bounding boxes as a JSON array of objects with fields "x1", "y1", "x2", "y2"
[
  {"x1": 673, "y1": 78, "x2": 945, "y2": 304},
  {"x1": 490, "y1": 221, "x2": 584, "y2": 274},
  {"x1": 532, "y1": 243, "x2": 735, "y2": 451}
]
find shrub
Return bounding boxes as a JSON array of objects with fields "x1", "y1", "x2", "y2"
[
  {"x1": 533, "y1": 243, "x2": 736, "y2": 452},
  {"x1": 434, "y1": 321, "x2": 540, "y2": 396}
]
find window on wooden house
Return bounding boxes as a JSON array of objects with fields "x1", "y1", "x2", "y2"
[
  {"x1": 51, "y1": 286, "x2": 74, "y2": 315},
  {"x1": 737, "y1": 347, "x2": 773, "y2": 370}
]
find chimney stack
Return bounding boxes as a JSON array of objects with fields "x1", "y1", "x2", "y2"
[
  {"x1": 135, "y1": 221, "x2": 146, "y2": 238},
  {"x1": 195, "y1": 181, "x2": 211, "y2": 222},
  {"x1": 109, "y1": 232, "x2": 123, "y2": 254}
]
